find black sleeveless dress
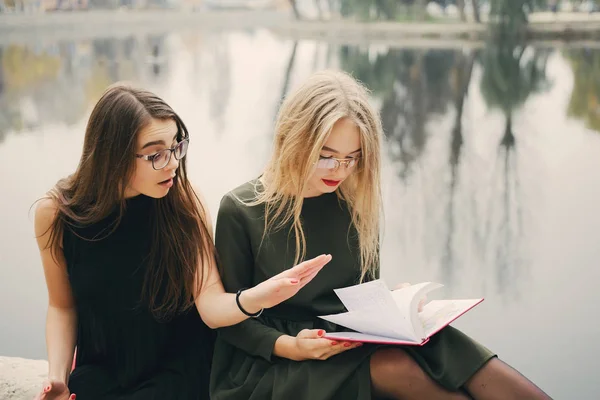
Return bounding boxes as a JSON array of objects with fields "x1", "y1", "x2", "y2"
[{"x1": 62, "y1": 194, "x2": 214, "y2": 400}]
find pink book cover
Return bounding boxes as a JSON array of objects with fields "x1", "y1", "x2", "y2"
[{"x1": 323, "y1": 298, "x2": 484, "y2": 346}]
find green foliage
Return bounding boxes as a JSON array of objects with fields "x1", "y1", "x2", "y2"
[
  {"x1": 489, "y1": 0, "x2": 548, "y2": 24},
  {"x1": 566, "y1": 49, "x2": 600, "y2": 132}
]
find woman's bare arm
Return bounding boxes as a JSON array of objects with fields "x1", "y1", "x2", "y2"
[
  {"x1": 192, "y1": 189, "x2": 330, "y2": 329},
  {"x1": 34, "y1": 199, "x2": 77, "y2": 384}
]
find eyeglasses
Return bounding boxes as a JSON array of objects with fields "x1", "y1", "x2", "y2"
[
  {"x1": 315, "y1": 156, "x2": 360, "y2": 172},
  {"x1": 136, "y1": 138, "x2": 189, "y2": 170}
]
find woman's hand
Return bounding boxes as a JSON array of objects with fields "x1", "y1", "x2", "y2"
[
  {"x1": 241, "y1": 254, "x2": 332, "y2": 311},
  {"x1": 394, "y1": 282, "x2": 427, "y2": 312},
  {"x1": 33, "y1": 380, "x2": 75, "y2": 400},
  {"x1": 291, "y1": 329, "x2": 362, "y2": 361}
]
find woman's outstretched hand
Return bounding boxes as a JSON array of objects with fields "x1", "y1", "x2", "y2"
[
  {"x1": 33, "y1": 380, "x2": 75, "y2": 400},
  {"x1": 242, "y1": 254, "x2": 332, "y2": 311}
]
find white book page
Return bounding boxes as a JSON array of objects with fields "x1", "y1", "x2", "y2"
[
  {"x1": 419, "y1": 299, "x2": 483, "y2": 337},
  {"x1": 324, "y1": 331, "x2": 420, "y2": 345},
  {"x1": 326, "y1": 280, "x2": 417, "y2": 340},
  {"x1": 333, "y1": 280, "x2": 395, "y2": 312},
  {"x1": 319, "y1": 310, "x2": 407, "y2": 339},
  {"x1": 390, "y1": 282, "x2": 443, "y2": 340}
]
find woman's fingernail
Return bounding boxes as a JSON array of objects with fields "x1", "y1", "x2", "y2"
[
  {"x1": 317, "y1": 330, "x2": 324, "y2": 337},
  {"x1": 344, "y1": 342, "x2": 351, "y2": 347},
  {"x1": 356, "y1": 343, "x2": 363, "y2": 347},
  {"x1": 44, "y1": 385, "x2": 51, "y2": 392},
  {"x1": 330, "y1": 341, "x2": 338, "y2": 345}
]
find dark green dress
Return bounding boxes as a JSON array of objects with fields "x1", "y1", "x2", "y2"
[{"x1": 210, "y1": 180, "x2": 495, "y2": 400}]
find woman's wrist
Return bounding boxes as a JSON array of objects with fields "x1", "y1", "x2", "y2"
[
  {"x1": 237, "y1": 288, "x2": 264, "y2": 315},
  {"x1": 47, "y1": 370, "x2": 69, "y2": 384},
  {"x1": 273, "y1": 335, "x2": 300, "y2": 361}
]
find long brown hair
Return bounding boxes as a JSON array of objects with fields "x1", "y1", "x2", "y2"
[{"x1": 41, "y1": 83, "x2": 214, "y2": 320}]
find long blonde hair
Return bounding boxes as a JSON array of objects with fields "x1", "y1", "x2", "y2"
[{"x1": 245, "y1": 70, "x2": 383, "y2": 282}]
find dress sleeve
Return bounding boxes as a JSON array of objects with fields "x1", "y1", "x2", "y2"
[{"x1": 213, "y1": 193, "x2": 285, "y2": 362}]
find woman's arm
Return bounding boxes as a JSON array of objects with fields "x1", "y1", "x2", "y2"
[
  {"x1": 211, "y1": 193, "x2": 357, "y2": 361},
  {"x1": 209, "y1": 192, "x2": 287, "y2": 361},
  {"x1": 193, "y1": 190, "x2": 329, "y2": 330},
  {"x1": 195, "y1": 253, "x2": 326, "y2": 329},
  {"x1": 34, "y1": 199, "x2": 77, "y2": 385}
]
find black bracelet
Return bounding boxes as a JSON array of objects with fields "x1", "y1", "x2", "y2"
[{"x1": 236, "y1": 288, "x2": 263, "y2": 318}]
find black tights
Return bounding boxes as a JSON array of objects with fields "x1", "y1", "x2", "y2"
[{"x1": 370, "y1": 348, "x2": 552, "y2": 400}]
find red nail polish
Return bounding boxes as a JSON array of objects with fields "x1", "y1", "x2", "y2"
[
  {"x1": 344, "y1": 342, "x2": 351, "y2": 347},
  {"x1": 317, "y1": 330, "x2": 324, "y2": 337},
  {"x1": 330, "y1": 341, "x2": 338, "y2": 345}
]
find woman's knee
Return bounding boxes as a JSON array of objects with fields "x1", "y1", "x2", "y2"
[{"x1": 370, "y1": 348, "x2": 423, "y2": 384}]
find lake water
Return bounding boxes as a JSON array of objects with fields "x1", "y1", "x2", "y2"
[{"x1": 1, "y1": 27, "x2": 599, "y2": 399}]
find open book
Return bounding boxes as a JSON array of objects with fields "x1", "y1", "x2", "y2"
[{"x1": 318, "y1": 280, "x2": 483, "y2": 345}]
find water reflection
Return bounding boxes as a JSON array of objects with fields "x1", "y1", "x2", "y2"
[
  {"x1": 337, "y1": 39, "x2": 555, "y2": 299},
  {"x1": 278, "y1": 41, "x2": 298, "y2": 107},
  {"x1": 1, "y1": 29, "x2": 600, "y2": 399},
  {"x1": 340, "y1": 47, "x2": 457, "y2": 177},
  {"x1": 0, "y1": 44, "x2": 62, "y2": 141},
  {"x1": 206, "y1": 34, "x2": 232, "y2": 137},
  {"x1": 566, "y1": 48, "x2": 600, "y2": 133},
  {"x1": 0, "y1": 34, "x2": 171, "y2": 143},
  {"x1": 1, "y1": 34, "x2": 597, "y2": 300},
  {"x1": 477, "y1": 35, "x2": 552, "y2": 299},
  {"x1": 444, "y1": 49, "x2": 476, "y2": 292}
]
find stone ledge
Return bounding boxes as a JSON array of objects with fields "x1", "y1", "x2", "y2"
[{"x1": 0, "y1": 356, "x2": 48, "y2": 400}]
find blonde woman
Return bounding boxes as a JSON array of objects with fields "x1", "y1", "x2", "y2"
[{"x1": 209, "y1": 70, "x2": 550, "y2": 400}]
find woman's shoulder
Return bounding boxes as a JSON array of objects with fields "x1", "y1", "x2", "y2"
[
  {"x1": 217, "y1": 179, "x2": 268, "y2": 226},
  {"x1": 33, "y1": 197, "x2": 58, "y2": 234},
  {"x1": 33, "y1": 196, "x2": 63, "y2": 250},
  {"x1": 220, "y1": 178, "x2": 261, "y2": 208}
]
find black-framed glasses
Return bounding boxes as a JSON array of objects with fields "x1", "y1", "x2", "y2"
[
  {"x1": 136, "y1": 138, "x2": 189, "y2": 170},
  {"x1": 316, "y1": 156, "x2": 360, "y2": 172}
]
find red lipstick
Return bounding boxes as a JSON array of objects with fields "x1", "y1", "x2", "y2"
[{"x1": 322, "y1": 179, "x2": 341, "y2": 187}]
